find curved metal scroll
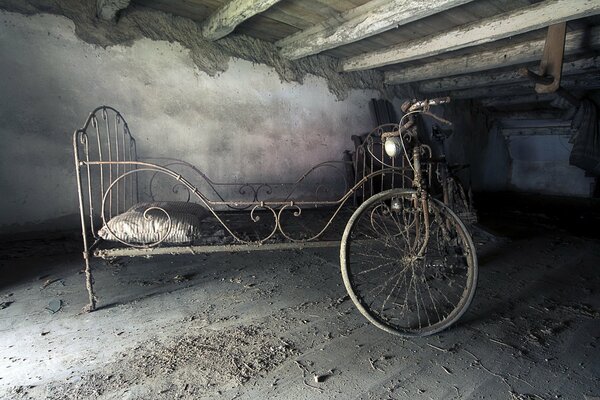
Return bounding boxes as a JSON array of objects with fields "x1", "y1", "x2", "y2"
[
  {"x1": 86, "y1": 160, "x2": 409, "y2": 248},
  {"x1": 275, "y1": 168, "x2": 410, "y2": 242},
  {"x1": 144, "y1": 157, "x2": 352, "y2": 209},
  {"x1": 93, "y1": 163, "x2": 281, "y2": 247}
]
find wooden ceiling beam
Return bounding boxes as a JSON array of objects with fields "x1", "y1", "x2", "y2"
[
  {"x1": 385, "y1": 27, "x2": 600, "y2": 85},
  {"x1": 201, "y1": 0, "x2": 283, "y2": 41},
  {"x1": 481, "y1": 94, "x2": 557, "y2": 108},
  {"x1": 341, "y1": 0, "x2": 600, "y2": 72},
  {"x1": 418, "y1": 55, "x2": 600, "y2": 93},
  {"x1": 440, "y1": 73, "x2": 600, "y2": 99},
  {"x1": 276, "y1": 0, "x2": 474, "y2": 60},
  {"x1": 96, "y1": 0, "x2": 131, "y2": 21}
]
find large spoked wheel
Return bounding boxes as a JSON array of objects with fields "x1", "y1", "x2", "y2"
[{"x1": 340, "y1": 189, "x2": 477, "y2": 337}]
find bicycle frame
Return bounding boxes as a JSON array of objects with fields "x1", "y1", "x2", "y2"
[{"x1": 383, "y1": 96, "x2": 454, "y2": 258}]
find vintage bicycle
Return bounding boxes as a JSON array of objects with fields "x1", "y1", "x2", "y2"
[{"x1": 341, "y1": 97, "x2": 478, "y2": 336}]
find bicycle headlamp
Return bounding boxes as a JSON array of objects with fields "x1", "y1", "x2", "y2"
[{"x1": 384, "y1": 136, "x2": 403, "y2": 158}]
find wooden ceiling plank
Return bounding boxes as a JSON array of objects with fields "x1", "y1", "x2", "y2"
[
  {"x1": 257, "y1": 1, "x2": 328, "y2": 30},
  {"x1": 311, "y1": 0, "x2": 370, "y2": 13},
  {"x1": 276, "y1": 0, "x2": 475, "y2": 60},
  {"x1": 201, "y1": 0, "x2": 283, "y2": 40},
  {"x1": 320, "y1": 0, "x2": 529, "y2": 58},
  {"x1": 97, "y1": 0, "x2": 131, "y2": 21},
  {"x1": 274, "y1": 0, "x2": 340, "y2": 21},
  {"x1": 385, "y1": 26, "x2": 600, "y2": 84},
  {"x1": 419, "y1": 55, "x2": 600, "y2": 93},
  {"x1": 342, "y1": 0, "x2": 600, "y2": 72},
  {"x1": 236, "y1": 14, "x2": 300, "y2": 41},
  {"x1": 133, "y1": 0, "x2": 217, "y2": 21}
]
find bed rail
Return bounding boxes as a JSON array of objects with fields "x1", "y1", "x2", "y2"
[{"x1": 142, "y1": 157, "x2": 354, "y2": 210}]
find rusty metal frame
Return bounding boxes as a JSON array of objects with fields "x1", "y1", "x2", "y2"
[{"x1": 74, "y1": 106, "x2": 415, "y2": 311}]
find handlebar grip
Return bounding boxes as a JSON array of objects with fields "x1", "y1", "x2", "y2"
[
  {"x1": 403, "y1": 97, "x2": 451, "y2": 112},
  {"x1": 427, "y1": 96, "x2": 451, "y2": 106}
]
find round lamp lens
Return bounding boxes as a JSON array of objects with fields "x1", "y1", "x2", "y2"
[{"x1": 384, "y1": 137, "x2": 402, "y2": 158}]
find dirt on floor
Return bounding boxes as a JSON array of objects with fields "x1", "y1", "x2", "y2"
[
  {"x1": 0, "y1": 212, "x2": 599, "y2": 399},
  {"x1": 35, "y1": 324, "x2": 297, "y2": 399}
]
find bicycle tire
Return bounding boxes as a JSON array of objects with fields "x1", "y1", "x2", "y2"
[{"x1": 340, "y1": 189, "x2": 478, "y2": 337}]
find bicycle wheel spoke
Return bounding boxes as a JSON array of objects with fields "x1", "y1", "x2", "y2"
[
  {"x1": 381, "y1": 268, "x2": 406, "y2": 317},
  {"x1": 363, "y1": 267, "x2": 408, "y2": 306},
  {"x1": 356, "y1": 259, "x2": 397, "y2": 275},
  {"x1": 423, "y1": 271, "x2": 442, "y2": 322},
  {"x1": 370, "y1": 210, "x2": 406, "y2": 251}
]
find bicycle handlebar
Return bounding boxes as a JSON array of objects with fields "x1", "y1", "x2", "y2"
[{"x1": 401, "y1": 97, "x2": 451, "y2": 113}]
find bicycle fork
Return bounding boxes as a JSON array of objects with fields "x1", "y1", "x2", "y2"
[{"x1": 411, "y1": 146, "x2": 431, "y2": 258}]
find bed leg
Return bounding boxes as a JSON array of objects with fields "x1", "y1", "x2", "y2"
[{"x1": 82, "y1": 252, "x2": 97, "y2": 312}]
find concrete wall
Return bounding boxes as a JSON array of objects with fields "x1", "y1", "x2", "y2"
[
  {"x1": 423, "y1": 100, "x2": 594, "y2": 197},
  {"x1": 505, "y1": 133, "x2": 594, "y2": 196},
  {"x1": 445, "y1": 103, "x2": 511, "y2": 192},
  {"x1": 0, "y1": 11, "x2": 379, "y2": 235},
  {"x1": 419, "y1": 100, "x2": 511, "y2": 192}
]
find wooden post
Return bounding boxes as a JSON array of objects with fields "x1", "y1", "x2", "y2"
[{"x1": 536, "y1": 23, "x2": 567, "y2": 93}]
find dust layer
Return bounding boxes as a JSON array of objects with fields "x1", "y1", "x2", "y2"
[
  {"x1": 8, "y1": 324, "x2": 297, "y2": 399},
  {"x1": 0, "y1": 0, "x2": 404, "y2": 100}
]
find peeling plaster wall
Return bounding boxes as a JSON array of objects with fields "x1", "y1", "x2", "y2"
[
  {"x1": 0, "y1": 0, "x2": 394, "y2": 100},
  {"x1": 0, "y1": 11, "x2": 380, "y2": 234}
]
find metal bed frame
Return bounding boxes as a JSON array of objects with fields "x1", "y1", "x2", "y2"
[
  {"x1": 74, "y1": 107, "x2": 409, "y2": 307},
  {"x1": 74, "y1": 103, "x2": 476, "y2": 337}
]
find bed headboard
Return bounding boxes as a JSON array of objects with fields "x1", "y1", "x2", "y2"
[{"x1": 73, "y1": 106, "x2": 138, "y2": 240}]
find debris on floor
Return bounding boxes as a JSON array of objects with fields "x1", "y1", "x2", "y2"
[
  {"x1": 45, "y1": 299, "x2": 62, "y2": 314},
  {"x1": 0, "y1": 301, "x2": 13, "y2": 310},
  {"x1": 1, "y1": 219, "x2": 599, "y2": 399},
  {"x1": 36, "y1": 325, "x2": 297, "y2": 399}
]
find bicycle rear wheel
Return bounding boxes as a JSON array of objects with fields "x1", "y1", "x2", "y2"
[{"x1": 340, "y1": 189, "x2": 477, "y2": 336}]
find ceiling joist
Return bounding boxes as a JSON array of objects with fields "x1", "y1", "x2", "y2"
[
  {"x1": 441, "y1": 73, "x2": 599, "y2": 99},
  {"x1": 276, "y1": 0, "x2": 474, "y2": 60},
  {"x1": 341, "y1": 0, "x2": 600, "y2": 72},
  {"x1": 419, "y1": 55, "x2": 600, "y2": 93},
  {"x1": 201, "y1": 0, "x2": 282, "y2": 41},
  {"x1": 385, "y1": 27, "x2": 600, "y2": 85},
  {"x1": 481, "y1": 94, "x2": 558, "y2": 108}
]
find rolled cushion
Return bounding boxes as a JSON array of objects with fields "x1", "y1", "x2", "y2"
[{"x1": 98, "y1": 201, "x2": 209, "y2": 245}]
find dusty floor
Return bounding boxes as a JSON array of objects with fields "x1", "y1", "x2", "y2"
[{"x1": 0, "y1": 214, "x2": 599, "y2": 399}]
